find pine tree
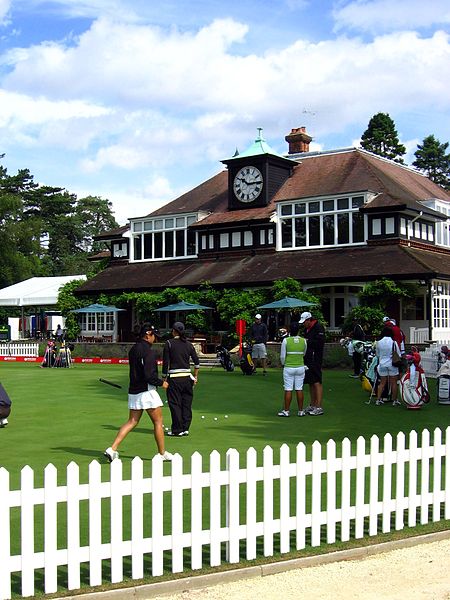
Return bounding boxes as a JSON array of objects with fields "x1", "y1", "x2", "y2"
[
  {"x1": 360, "y1": 112, "x2": 406, "y2": 163},
  {"x1": 413, "y1": 134, "x2": 450, "y2": 190}
]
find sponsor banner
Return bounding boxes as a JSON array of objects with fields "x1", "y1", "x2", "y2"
[
  {"x1": 73, "y1": 357, "x2": 129, "y2": 364},
  {"x1": 0, "y1": 356, "x2": 130, "y2": 364},
  {"x1": 0, "y1": 356, "x2": 39, "y2": 362}
]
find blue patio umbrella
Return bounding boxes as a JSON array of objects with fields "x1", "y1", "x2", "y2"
[
  {"x1": 154, "y1": 301, "x2": 212, "y2": 312},
  {"x1": 257, "y1": 296, "x2": 315, "y2": 309},
  {"x1": 71, "y1": 303, "x2": 125, "y2": 313},
  {"x1": 71, "y1": 303, "x2": 125, "y2": 338}
]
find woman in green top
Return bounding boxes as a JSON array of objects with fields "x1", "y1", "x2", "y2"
[{"x1": 277, "y1": 321, "x2": 307, "y2": 417}]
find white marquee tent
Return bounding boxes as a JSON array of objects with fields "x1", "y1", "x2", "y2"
[
  {"x1": 0, "y1": 276, "x2": 86, "y2": 307},
  {"x1": 0, "y1": 276, "x2": 86, "y2": 339}
]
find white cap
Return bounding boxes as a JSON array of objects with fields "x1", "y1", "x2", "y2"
[
  {"x1": 383, "y1": 316, "x2": 390, "y2": 322},
  {"x1": 255, "y1": 313, "x2": 262, "y2": 319},
  {"x1": 299, "y1": 311, "x2": 312, "y2": 324}
]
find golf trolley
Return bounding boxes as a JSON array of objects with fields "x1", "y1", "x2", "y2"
[
  {"x1": 53, "y1": 342, "x2": 74, "y2": 368},
  {"x1": 216, "y1": 345, "x2": 235, "y2": 372},
  {"x1": 240, "y1": 341, "x2": 256, "y2": 375}
]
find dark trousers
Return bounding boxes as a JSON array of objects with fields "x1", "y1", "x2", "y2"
[
  {"x1": 0, "y1": 406, "x2": 10, "y2": 419},
  {"x1": 167, "y1": 377, "x2": 194, "y2": 434},
  {"x1": 353, "y1": 351, "x2": 363, "y2": 375}
]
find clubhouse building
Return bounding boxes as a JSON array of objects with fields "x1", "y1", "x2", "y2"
[{"x1": 78, "y1": 127, "x2": 450, "y2": 343}]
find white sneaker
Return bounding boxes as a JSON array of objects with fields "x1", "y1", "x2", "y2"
[
  {"x1": 277, "y1": 409, "x2": 290, "y2": 417},
  {"x1": 0, "y1": 418, "x2": 8, "y2": 427},
  {"x1": 309, "y1": 407, "x2": 324, "y2": 416},
  {"x1": 304, "y1": 405, "x2": 314, "y2": 414},
  {"x1": 375, "y1": 399, "x2": 384, "y2": 406},
  {"x1": 392, "y1": 400, "x2": 401, "y2": 406},
  {"x1": 297, "y1": 410, "x2": 306, "y2": 417},
  {"x1": 159, "y1": 451, "x2": 174, "y2": 461},
  {"x1": 104, "y1": 447, "x2": 119, "y2": 462}
]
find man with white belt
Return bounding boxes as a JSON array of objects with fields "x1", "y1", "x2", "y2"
[{"x1": 163, "y1": 321, "x2": 200, "y2": 437}]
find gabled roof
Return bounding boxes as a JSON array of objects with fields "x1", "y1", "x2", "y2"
[
  {"x1": 148, "y1": 170, "x2": 228, "y2": 218},
  {"x1": 95, "y1": 224, "x2": 130, "y2": 240},
  {"x1": 95, "y1": 147, "x2": 449, "y2": 236},
  {"x1": 194, "y1": 149, "x2": 449, "y2": 228}
]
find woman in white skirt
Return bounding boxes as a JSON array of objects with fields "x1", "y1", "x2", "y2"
[
  {"x1": 104, "y1": 323, "x2": 172, "y2": 461},
  {"x1": 375, "y1": 326, "x2": 401, "y2": 406}
]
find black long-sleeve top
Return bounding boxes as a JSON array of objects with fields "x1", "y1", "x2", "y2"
[
  {"x1": 128, "y1": 339, "x2": 163, "y2": 394},
  {"x1": 162, "y1": 337, "x2": 200, "y2": 377},
  {"x1": 250, "y1": 322, "x2": 269, "y2": 344},
  {"x1": 304, "y1": 320, "x2": 325, "y2": 368}
]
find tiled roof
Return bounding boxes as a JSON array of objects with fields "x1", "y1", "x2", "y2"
[
  {"x1": 95, "y1": 225, "x2": 129, "y2": 240},
  {"x1": 76, "y1": 243, "x2": 450, "y2": 295},
  {"x1": 147, "y1": 170, "x2": 228, "y2": 218},
  {"x1": 95, "y1": 148, "x2": 449, "y2": 237},
  {"x1": 192, "y1": 149, "x2": 450, "y2": 228}
]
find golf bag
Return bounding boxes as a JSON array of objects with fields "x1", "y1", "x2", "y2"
[
  {"x1": 436, "y1": 345, "x2": 450, "y2": 404},
  {"x1": 53, "y1": 342, "x2": 74, "y2": 368},
  {"x1": 41, "y1": 341, "x2": 56, "y2": 368},
  {"x1": 400, "y1": 348, "x2": 430, "y2": 409},
  {"x1": 240, "y1": 341, "x2": 256, "y2": 375},
  {"x1": 216, "y1": 345, "x2": 235, "y2": 372}
]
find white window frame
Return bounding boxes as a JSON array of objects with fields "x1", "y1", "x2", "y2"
[
  {"x1": 220, "y1": 233, "x2": 229, "y2": 248},
  {"x1": 129, "y1": 214, "x2": 198, "y2": 262},
  {"x1": 243, "y1": 231, "x2": 253, "y2": 246},
  {"x1": 386, "y1": 217, "x2": 395, "y2": 235},
  {"x1": 372, "y1": 219, "x2": 381, "y2": 235},
  {"x1": 276, "y1": 194, "x2": 367, "y2": 251}
]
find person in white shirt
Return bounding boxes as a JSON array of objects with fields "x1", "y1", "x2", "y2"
[{"x1": 375, "y1": 326, "x2": 401, "y2": 406}]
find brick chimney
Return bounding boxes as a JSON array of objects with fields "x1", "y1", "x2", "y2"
[{"x1": 285, "y1": 126, "x2": 312, "y2": 154}]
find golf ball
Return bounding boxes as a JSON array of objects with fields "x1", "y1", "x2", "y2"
[
  {"x1": 225, "y1": 415, "x2": 228, "y2": 418},
  {"x1": 214, "y1": 417, "x2": 218, "y2": 421},
  {"x1": 201, "y1": 415, "x2": 205, "y2": 419}
]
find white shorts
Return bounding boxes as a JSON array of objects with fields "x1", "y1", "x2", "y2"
[
  {"x1": 252, "y1": 343, "x2": 267, "y2": 359},
  {"x1": 128, "y1": 386, "x2": 163, "y2": 410},
  {"x1": 283, "y1": 366, "x2": 306, "y2": 391},
  {"x1": 378, "y1": 365, "x2": 399, "y2": 377}
]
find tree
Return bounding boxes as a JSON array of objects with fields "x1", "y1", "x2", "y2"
[
  {"x1": 57, "y1": 278, "x2": 92, "y2": 339},
  {"x1": 413, "y1": 134, "x2": 450, "y2": 189},
  {"x1": 0, "y1": 166, "x2": 42, "y2": 288},
  {"x1": 76, "y1": 196, "x2": 119, "y2": 252},
  {"x1": 360, "y1": 113, "x2": 406, "y2": 163}
]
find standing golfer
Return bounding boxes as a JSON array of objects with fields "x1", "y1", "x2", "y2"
[
  {"x1": 277, "y1": 321, "x2": 307, "y2": 417},
  {"x1": 104, "y1": 323, "x2": 173, "y2": 462},
  {"x1": 0, "y1": 382, "x2": 12, "y2": 427},
  {"x1": 163, "y1": 321, "x2": 200, "y2": 437}
]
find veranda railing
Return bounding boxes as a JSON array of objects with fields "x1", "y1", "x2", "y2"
[{"x1": 0, "y1": 427, "x2": 449, "y2": 599}]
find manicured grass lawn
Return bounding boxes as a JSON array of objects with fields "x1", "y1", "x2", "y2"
[
  {"x1": 1, "y1": 362, "x2": 449, "y2": 597},
  {"x1": 1, "y1": 362, "x2": 449, "y2": 485}
]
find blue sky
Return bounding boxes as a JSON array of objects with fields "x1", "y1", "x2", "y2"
[{"x1": 0, "y1": 0, "x2": 449, "y2": 224}]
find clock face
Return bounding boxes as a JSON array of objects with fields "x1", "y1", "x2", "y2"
[{"x1": 233, "y1": 166, "x2": 263, "y2": 203}]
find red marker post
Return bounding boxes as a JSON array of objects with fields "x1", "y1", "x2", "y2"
[{"x1": 235, "y1": 319, "x2": 246, "y2": 357}]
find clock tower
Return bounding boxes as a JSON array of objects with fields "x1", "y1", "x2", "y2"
[{"x1": 222, "y1": 128, "x2": 297, "y2": 211}]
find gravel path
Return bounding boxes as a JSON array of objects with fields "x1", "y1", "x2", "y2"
[{"x1": 151, "y1": 538, "x2": 450, "y2": 600}]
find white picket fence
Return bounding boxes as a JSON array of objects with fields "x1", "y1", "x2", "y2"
[
  {"x1": 1, "y1": 427, "x2": 449, "y2": 599},
  {"x1": 0, "y1": 343, "x2": 39, "y2": 357}
]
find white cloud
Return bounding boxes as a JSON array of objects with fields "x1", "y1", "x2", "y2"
[
  {"x1": 0, "y1": 0, "x2": 11, "y2": 24},
  {"x1": 333, "y1": 0, "x2": 450, "y2": 34},
  {"x1": 1, "y1": 13, "x2": 450, "y2": 223},
  {"x1": 77, "y1": 174, "x2": 183, "y2": 223}
]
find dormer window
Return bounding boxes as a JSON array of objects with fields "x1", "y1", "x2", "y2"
[
  {"x1": 130, "y1": 214, "x2": 197, "y2": 262},
  {"x1": 277, "y1": 195, "x2": 366, "y2": 250}
]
